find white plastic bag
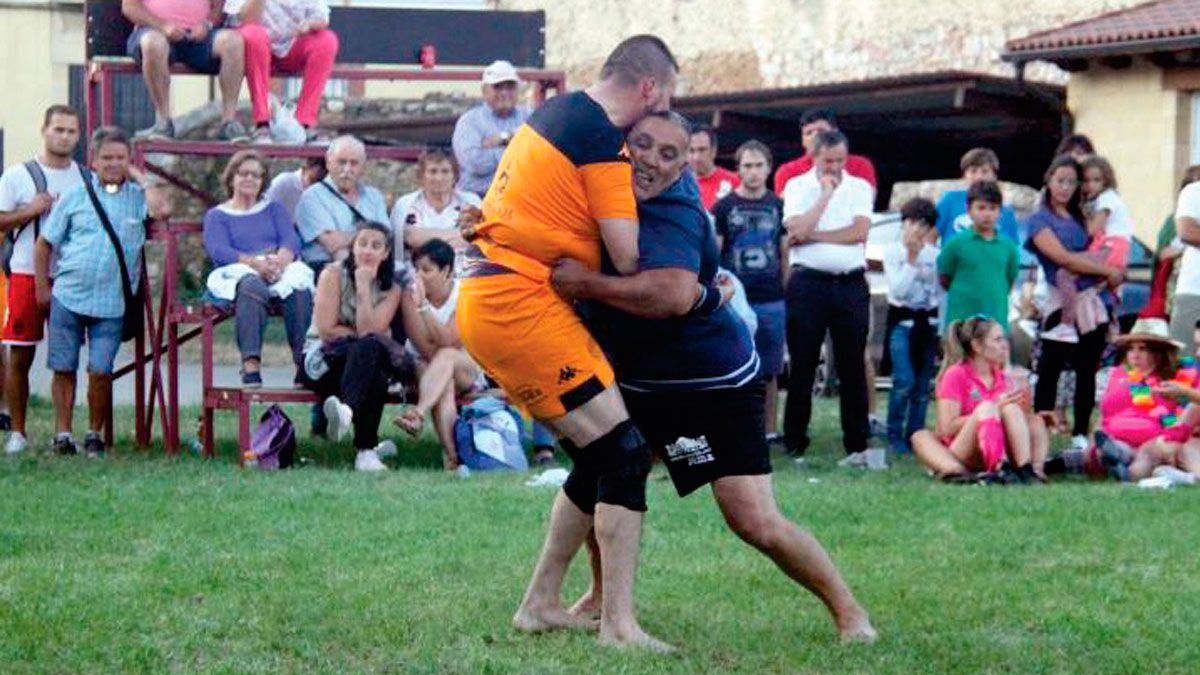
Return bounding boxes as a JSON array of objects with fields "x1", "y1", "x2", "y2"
[{"x1": 270, "y1": 97, "x2": 307, "y2": 145}]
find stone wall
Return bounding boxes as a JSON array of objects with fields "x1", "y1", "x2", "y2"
[{"x1": 493, "y1": 0, "x2": 1145, "y2": 94}]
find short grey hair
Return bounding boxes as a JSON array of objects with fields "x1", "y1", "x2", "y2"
[{"x1": 327, "y1": 135, "x2": 366, "y2": 159}]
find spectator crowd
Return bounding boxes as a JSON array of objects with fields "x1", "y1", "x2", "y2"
[{"x1": 1, "y1": 12, "x2": 1197, "y2": 488}]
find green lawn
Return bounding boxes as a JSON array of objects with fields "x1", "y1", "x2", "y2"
[{"x1": 1, "y1": 396, "x2": 1198, "y2": 674}]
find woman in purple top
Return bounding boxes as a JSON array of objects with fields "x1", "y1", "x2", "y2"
[
  {"x1": 203, "y1": 150, "x2": 312, "y2": 387},
  {"x1": 1024, "y1": 155, "x2": 1124, "y2": 446}
]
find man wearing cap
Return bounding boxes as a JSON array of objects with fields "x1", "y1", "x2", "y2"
[{"x1": 452, "y1": 60, "x2": 532, "y2": 197}]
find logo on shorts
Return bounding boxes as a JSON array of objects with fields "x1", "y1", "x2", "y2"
[
  {"x1": 665, "y1": 436, "x2": 714, "y2": 467},
  {"x1": 557, "y1": 365, "x2": 578, "y2": 385},
  {"x1": 515, "y1": 384, "x2": 545, "y2": 405}
]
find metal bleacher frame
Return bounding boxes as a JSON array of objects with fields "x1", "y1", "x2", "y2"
[{"x1": 83, "y1": 0, "x2": 565, "y2": 460}]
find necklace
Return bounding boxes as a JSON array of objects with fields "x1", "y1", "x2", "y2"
[{"x1": 1126, "y1": 356, "x2": 1198, "y2": 427}]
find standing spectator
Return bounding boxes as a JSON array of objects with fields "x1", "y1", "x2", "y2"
[
  {"x1": 265, "y1": 157, "x2": 326, "y2": 224},
  {"x1": 452, "y1": 60, "x2": 531, "y2": 196},
  {"x1": 34, "y1": 127, "x2": 150, "y2": 457},
  {"x1": 1152, "y1": 166, "x2": 1200, "y2": 321},
  {"x1": 120, "y1": 0, "x2": 247, "y2": 141},
  {"x1": 936, "y1": 182, "x2": 1019, "y2": 328},
  {"x1": 1026, "y1": 155, "x2": 1124, "y2": 449},
  {"x1": 389, "y1": 148, "x2": 480, "y2": 265},
  {"x1": 228, "y1": 0, "x2": 339, "y2": 145},
  {"x1": 773, "y1": 109, "x2": 877, "y2": 196},
  {"x1": 1054, "y1": 134, "x2": 1095, "y2": 162},
  {"x1": 781, "y1": 130, "x2": 873, "y2": 458},
  {"x1": 304, "y1": 221, "x2": 405, "y2": 472},
  {"x1": 0, "y1": 106, "x2": 83, "y2": 454},
  {"x1": 296, "y1": 136, "x2": 389, "y2": 273},
  {"x1": 688, "y1": 125, "x2": 739, "y2": 211},
  {"x1": 203, "y1": 150, "x2": 312, "y2": 387},
  {"x1": 712, "y1": 140, "x2": 785, "y2": 440},
  {"x1": 883, "y1": 198, "x2": 941, "y2": 454},
  {"x1": 934, "y1": 148, "x2": 1022, "y2": 246},
  {"x1": 1172, "y1": 171, "x2": 1200, "y2": 352}
]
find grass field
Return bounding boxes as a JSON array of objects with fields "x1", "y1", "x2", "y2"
[{"x1": 1, "y1": 396, "x2": 1198, "y2": 674}]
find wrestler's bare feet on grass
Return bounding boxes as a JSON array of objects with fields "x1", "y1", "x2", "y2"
[
  {"x1": 598, "y1": 625, "x2": 676, "y2": 653},
  {"x1": 512, "y1": 604, "x2": 598, "y2": 633},
  {"x1": 837, "y1": 609, "x2": 878, "y2": 644}
]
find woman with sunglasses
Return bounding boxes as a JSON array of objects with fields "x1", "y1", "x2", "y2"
[{"x1": 1025, "y1": 155, "x2": 1125, "y2": 449}]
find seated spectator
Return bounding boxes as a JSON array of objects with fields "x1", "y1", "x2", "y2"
[
  {"x1": 934, "y1": 148, "x2": 1021, "y2": 246},
  {"x1": 303, "y1": 221, "x2": 406, "y2": 472},
  {"x1": 911, "y1": 317, "x2": 1046, "y2": 482},
  {"x1": 773, "y1": 108, "x2": 876, "y2": 196},
  {"x1": 33, "y1": 127, "x2": 152, "y2": 457},
  {"x1": 202, "y1": 149, "x2": 313, "y2": 387},
  {"x1": 265, "y1": 157, "x2": 326, "y2": 224},
  {"x1": 121, "y1": 0, "x2": 246, "y2": 141},
  {"x1": 883, "y1": 198, "x2": 940, "y2": 454},
  {"x1": 296, "y1": 136, "x2": 389, "y2": 273},
  {"x1": 391, "y1": 240, "x2": 489, "y2": 470},
  {"x1": 452, "y1": 60, "x2": 531, "y2": 196},
  {"x1": 389, "y1": 148, "x2": 480, "y2": 267},
  {"x1": 227, "y1": 0, "x2": 339, "y2": 145}
]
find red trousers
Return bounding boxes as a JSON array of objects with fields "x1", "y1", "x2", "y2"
[{"x1": 240, "y1": 24, "x2": 339, "y2": 127}]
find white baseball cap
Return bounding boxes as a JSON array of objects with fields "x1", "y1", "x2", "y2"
[{"x1": 482, "y1": 60, "x2": 521, "y2": 85}]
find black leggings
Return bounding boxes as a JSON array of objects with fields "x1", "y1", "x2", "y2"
[
  {"x1": 308, "y1": 336, "x2": 393, "y2": 449},
  {"x1": 1034, "y1": 317, "x2": 1108, "y2": 436}
]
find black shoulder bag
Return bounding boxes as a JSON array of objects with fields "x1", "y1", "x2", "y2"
[
  {"x1": 320, "y1": 180, "x2": 368, "y2": 223},
  {"x1": 80, "y1": 169, "x2": 144, "y2": 342}
]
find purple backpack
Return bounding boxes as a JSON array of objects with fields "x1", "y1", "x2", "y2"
[{"x1": 251, "y1": 405, "x2": 296, "y2": 470}]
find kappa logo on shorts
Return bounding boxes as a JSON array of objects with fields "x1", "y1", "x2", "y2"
[
  {"x1": 557, "y1": 365, "x2": 578, "y2": 385},
  {"x1": 665, "y1": 436, "x2": 715, "y2": 467},
  {"x1": 515, "y1": 384, "x2": 545, "y2": 405}
]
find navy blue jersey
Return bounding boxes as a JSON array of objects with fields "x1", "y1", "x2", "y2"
[
  {"x1": 588, "y1": 172, "x2": 759, "y2": 392},
  {"x1": 711, "y1": 191, "x2": 785, "y2": 303}
]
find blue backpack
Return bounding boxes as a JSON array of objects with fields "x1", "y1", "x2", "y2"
[{"x1": 454, "y1": 396, "x2": 529, "y2": 471}]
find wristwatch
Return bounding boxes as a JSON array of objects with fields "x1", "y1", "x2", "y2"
[{"x1": 499, "y1": 131, "x2": 512, "y2": 146}]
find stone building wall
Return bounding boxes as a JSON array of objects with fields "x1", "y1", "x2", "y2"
[{"x1": 493, "y1": 0, "x2": 1145, "y2": 94}]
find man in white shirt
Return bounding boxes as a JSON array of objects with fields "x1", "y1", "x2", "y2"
[
  {"x1": 1171, "y1": 181, "x2": 1200, "y2": 351},
  {"x1": 0, "y1": 105, "x2": 84, "y2": 455},
  {"x1": 781, "y1": 130, "x2": 873, "y2": 458}
]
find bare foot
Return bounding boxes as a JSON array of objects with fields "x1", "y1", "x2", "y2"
[
  {"x1": 392, "y1": 408, "x2": 424, "y2": 436},
  {"x1": 598, "y1": 626, "x2": 676, "y2": 653},
  {"x1": 568, "y1": 590, "x2": 602, "y2": 620},
  {"x1": 513, "y1": 605, "x2": 598, "y2": 633},
  {"x1": 837, "y1": 611, "x2": 878, "y2": 644}
]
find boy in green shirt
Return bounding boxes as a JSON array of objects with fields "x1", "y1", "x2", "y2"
[{"x1": 937, "y1": 181, "x2": 1019, "y2": 328}]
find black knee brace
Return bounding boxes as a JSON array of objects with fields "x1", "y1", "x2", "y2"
[
  {"x1": 561, "y1": 439, "x2": 599, "y2": 515},
  {"x1": 594, "y1": 420, "x2": 652, "y2": 512}
]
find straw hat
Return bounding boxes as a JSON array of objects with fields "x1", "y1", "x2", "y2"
[{"x1": 1113, "y1": 317, "x2": 1184, "y2": 351}]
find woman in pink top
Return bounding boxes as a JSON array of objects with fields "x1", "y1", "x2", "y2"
[
  {"x1": 912, "y1": 317, "x2": 1045, "y2": 482},
  {"x1": 1091, "y1": 318, "x2": 1200, "y2": 481}
]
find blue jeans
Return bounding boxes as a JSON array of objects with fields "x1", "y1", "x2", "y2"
[
  {"x1": 886, "y1": 321, "x2": 936, "y2": 450},
  {"x1": 46, "y1": 297, "x2": 124, "y2": 375}
]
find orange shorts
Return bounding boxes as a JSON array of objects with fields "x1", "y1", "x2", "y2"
[
  {"x1": 2, "y1": 273, "x2": 45, "y2": 345},
  {"x1": 0, "y1": 273, "x2": 7, "y2": 334},
  {"x1": 457, "y1": 272, "x2": 614, "y2": 419}
]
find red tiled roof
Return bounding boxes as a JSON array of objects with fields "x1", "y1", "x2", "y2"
[{"x1": 1006, "y1": 0, "x2": 1200, "y2": 55}]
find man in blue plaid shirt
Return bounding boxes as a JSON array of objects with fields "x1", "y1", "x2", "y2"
[{"x1": 34, "y1": 127, "x2": 150, "y2": 457}]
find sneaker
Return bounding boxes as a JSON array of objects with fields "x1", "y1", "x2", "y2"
[
  {"x1": 5, "y1": 432, "x2": 27, "y2": 455},
  {"x1": 323, "y1": 396, "x2": 353, "y2": 442},
  {"x1": 1151, "y1": 465, "x2": 1197, "y2": 486},
  {"x1": 135, "y1": 118, "x2": 175, "y2": 141},
  {"x1": 84, "y1": 432, "x2": 105, "y2": 459},
  {"x1": 374, "y1": 439, "x2": 398, "y2": 459},
  {"x1": 241, "y1": 370, "x2": 263, "y2": 389},
  {"x1": 1071, "y1": 434, "x2": 1089, "y2": 451},
  {"x1": 219, "y1": 120, "x2": 250, "y2": 143},
  {"x1": 837, "y1": 451, "x2": 868, "y2": 468},
  {"x1": 52, "y1": 434, "x2": 77, "y2": 456},
  {"x1": 354, "y1": 449, "x2": 387, "y2": 472},
  {"x1": 764, "y1": 432, "x2": 785, "y2": 445},
  {"x1": 250, "y1": 125, "x2": 273, "y2": 145},
  {"x1": 1041, "y1": 323, "x2": 1080, "y2": 344},
  {"x1": 0, "y1": 412, "x2": 11, "y2": 431},
  {"x1": 1137, "y1": 475, "x2": 1174, "y2": 490}
]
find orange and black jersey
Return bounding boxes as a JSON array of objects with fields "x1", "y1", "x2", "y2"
[{"x1": 475, "y1": 91, "x2": 636, "y2": 277}]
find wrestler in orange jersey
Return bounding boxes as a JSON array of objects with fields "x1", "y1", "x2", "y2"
[{"x1": 457, "y1": 36, "x2": 680, "y2": 651}]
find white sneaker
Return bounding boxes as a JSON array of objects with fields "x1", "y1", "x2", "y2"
[
  {"x1": 1071, "y1": 434, "x2": 1089, "y2": 451},
  {"x1": 1152, "y1": 465, "x2": 1197, "y2": 486},
  {"x1": 323, "y1": 396, "x2": 353, "y2": 442},
  {"x1": 1041, "y1": 324, "x2": 1080, "y2": 344},
  {"x1": 355, "y1": 449, "x2": 387, "y2": 472},
  {"x1": 837, "y1": 451, "x2": 868, "y2": 468},
  {"x1": 374, "y1": 439, "x2": 397, "y2": 458},
  {"x1": 1137, "y1": 476, "x2": 1173, "y2": 490},
  {"x1": 5, "y1": 432, "x2": 27, "y2": 455}
]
